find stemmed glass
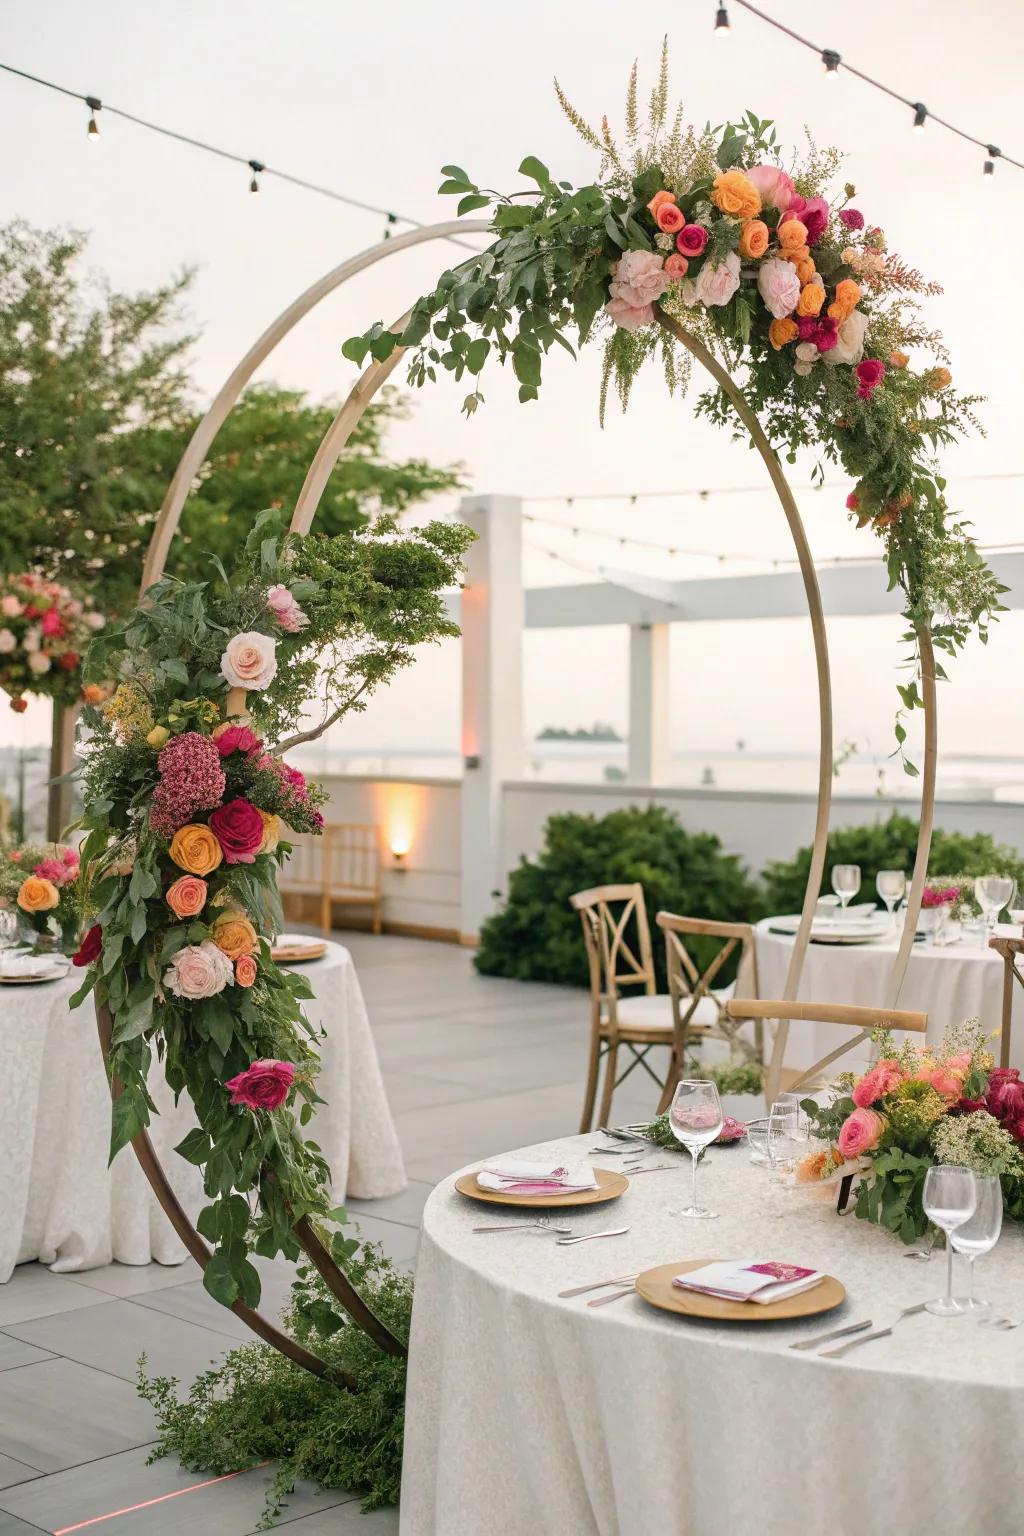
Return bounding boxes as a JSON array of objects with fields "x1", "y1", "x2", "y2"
[
  {"x1": 922, "y1": 1165, "x2": 977, "y2": 1316},
  {"x1": 668, "y1": 1080, "x2": 723, "y2": 1219},
  {"x1": 766, "y1": 1096, "x2": 804, "y2": 1185},
  {"x1": 975, "y1": 876, "x2": 1016, "y2": 935},
  {"x1": 951, "y1": 1174, "x2": 1002, "y2": 1312},
  {"x1": 831, "y1": 864, "x2": 861, "y2": 917},
  {"x1": 876, "y1": 869, "x2": 906, "y2": 927}
]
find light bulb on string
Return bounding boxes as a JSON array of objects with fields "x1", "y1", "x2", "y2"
[
  {"x1": 714, "y1": 5, "x2": 730, "y2": 34},
  {"x1": 383, "y1": 212, "x2": 398, "y2": 241},
  {"x1": 248, "y1": 158, "x2": 264, "y2": 194},
  {"x1": 821, "y1": 50, "x2": 841, "y2": 80},
  {"x1": 85, "y1": 96, "x2": 101, "y2": 140},
  {"x1": 983, "y1": 147, "x2": 1000, "y2": 182},
  {"x1": 912, "y1": 103, "x2": 927, "y2": 135}
]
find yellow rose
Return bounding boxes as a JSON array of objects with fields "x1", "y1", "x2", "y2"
[
  {"x1": 211, "y1": 910, "x2": 259, "y2": 960},
  {"x1": 169, "y1": 823, "x2": 223, "y2": 876},
  {"x1": 796, "y1": 283, "x2": 825, "y2": 317},
  {"x1": 257, "y1": 811, "x2": 281, "y2": 855},
  {"x1": 737, "y1": 219, "x2": 769, "y2": 260},
  {"x1": 768, "y1": 317, "x2": 799, "y2": 351},
  {"x1": 710, "y1": 170, "x2": 761, "y2": 221},
  {"x1": 17, "y1": 876, "x2": 60, "y2": 913},
  {"x1": 146, "y1": 725, "x2": 170, "y2": 749}
]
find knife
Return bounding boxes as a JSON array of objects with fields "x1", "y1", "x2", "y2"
[{"x1": 788, "y1": 1318, "x2": 871, "y2": 1351}]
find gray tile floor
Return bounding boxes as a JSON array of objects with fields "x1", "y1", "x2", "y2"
[{"x1": 0, "y1": 934, "x2": 693, "y2": 1535}]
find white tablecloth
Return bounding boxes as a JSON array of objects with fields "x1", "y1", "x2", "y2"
[
  {"x1": 753, "y1": 917, "x2": 1024, "y2": 1073},
  {"x1": 402, "y1": 1133, "x2": 1024, "y2": 1536},
  {"x1": 1, "y1": 941, "x2": 405, "y2": 1280}
]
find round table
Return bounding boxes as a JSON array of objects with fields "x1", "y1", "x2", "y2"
[
  {"x1": 1, "y1": 940, "x2": 405, "y2": 1281},
  {"x1": 752, "y1": 917, "x2": 1023, "y2": 1073},
  {"x1": 402, "y1": 1132, "x2": 1024, "y2": 1536}
]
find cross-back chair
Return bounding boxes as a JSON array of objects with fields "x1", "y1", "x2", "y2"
[
  {"x1": 655, "y1": 913, "x2": 759, "y2": 1107},
  {"x1": 725, "y1": 997, "x2": 928, "y2": 1105},
  {"x1": 988, "y1": 935, "x2": 1024, "y2": 1068}
]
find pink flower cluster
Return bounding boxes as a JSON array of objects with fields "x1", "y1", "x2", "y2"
[
  {"x1": 32, "y1": 846, "x2": 79, "y2": 887},
  {"x1": 266, "y1": 584, "x2": 309, "y2": 634},
  {"x1": 150, "y1": 732, "x2": 227, "y2": 838},
  {"x1": 960, "y1": 1068, "x2": 1024, "y2": 1143},
  {"x1": 922, "y1": 885, "x2": 960, "y2": 908}
]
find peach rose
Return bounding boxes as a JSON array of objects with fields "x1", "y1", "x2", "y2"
[
  {"x1": 783, "y1": 245, "x2": 810, "y2": 268},
  {"x1": 746, "y1": 163, "x2": 796, "y2": 211},
  {"x1": 220, "y1": 631, "x2": 278, "y2": 691},
  {"x1": 235, "y1": 954, "x2": 258, "y2": 988},
  {"x1": 656, "y1": 202, "x2": 685, "y2": 235},
  {"x1": 795, "y1": 257, "x2": 816, "y2": 286},
  {"x1": 17, "y1": 875, "x2": 60, "y2": 913},
  {"x1": 693, "y1": 251, "x2": 741, "y2": 308},
  {"x1": 757, "y1": 258, "x2": 801, "y2": 319},
  {"x1": 890, "y1": 350, "x2": 909, "y2": 369},
  {"x1": 837, "y1": 1107, "x2": 886, "y2": 1160},
  {"x1": 211, "y1": 911, "x2": 260, "y2": 961},
  {"x1": 166, "y1": 875, "x2": 208, "y2": 919},
  {"x1": 710, "y1": 169, "x2": 761, "y2": 220},
  {"x1": 647, "y1": 189, "x2": 677, "y2": 219},
  {"x1": 257, "y1": 811, "x2": 282, "y2": 855},
  {"x1": 608, "y1": 250, "x2": 670, "y2": 309},
  {"x1": 604, "y1": 297, "x2": 653, "y2": 332},
  {"x1": 163, "y1": 940, "x2": 234, "y2": 1000},
  {"x1": 768, "y1": 317, "x2": 798, "y2": 350},
  {"x1": 738, "y1": 219, "x2": 769, "y2": 260},
  {"x1": 81, "y1": 683, "x2": 106, "y2": 705},
  {"x1": 777, "y1": 218, "x2": 809, "y2": 252},
  {"x1": 169, "y1": 823, "x2": 223, "y2": 877},
  {"x1": 928, "y1": 367, "x2": 952, "y2": 391},
  {"x1": 796, "y1": 282, "x2": 825, "y2": 317}
]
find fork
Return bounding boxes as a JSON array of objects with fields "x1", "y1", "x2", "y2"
[
  {"x1": 820, "y1": 1301, "x2": 927, "y2": 1357},
  {"x1": 555, "y1": 1227, "x2": 630, "y2": 1246},
  {"x1": 558, "y1": 1273, "x2": 640, "y2": 1298},
  {"x1": 625, "y1": 1164, "x2": 674, "y2": 1176},
  {"x1": 472, "y1": 1216, "x2": 573, "y2": 1235},
  {"x1": 587, "y1": 1284, "x2": 637, "y2": 1307},
  {"x1": 979, "y1": 1315, "x2": 1022, "y2": 1330}
]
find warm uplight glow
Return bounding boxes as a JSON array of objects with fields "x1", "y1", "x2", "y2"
[{"x1": 390, "y1": 833, "x2": 411, "y2": 860}]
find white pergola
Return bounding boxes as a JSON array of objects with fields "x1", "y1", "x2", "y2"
[{"x1": 455, "y1": 492, "x2": 1024, "y2": 935}]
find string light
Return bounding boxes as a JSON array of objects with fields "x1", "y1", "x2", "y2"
[
  {"x1": 821, "y1": 49, "x2": 841, "y2": 80},
  {"x1": 984, "y1": 146, "x2": 1000, "y2": 180},
  {"x1": 248, "y1": 158, "x2": 263, "y2": 194},
  {"x1": 85, "y1": 94, "x2": 100, "y2": 140},
  {"x1": 714, "y1": 6, "x2": 730, "y2": 35},
  {"x1": 912, "y1": 103, "x2": 927, "y2": 134}
]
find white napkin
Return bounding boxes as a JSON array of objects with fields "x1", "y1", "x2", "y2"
[
  {"x1": 476, "y1": 1158, "x2": 599, "y2": 1193},
  {"x1": 0, "y1": 953, "x2": 63, "y2": 979},
  {"x1": 673, "y1": 1260, "x2": 824, "y2": 1305}
]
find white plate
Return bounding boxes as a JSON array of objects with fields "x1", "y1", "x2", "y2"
[{"x1": 768, "y1": 914, "x2": 889, "y2": 945}]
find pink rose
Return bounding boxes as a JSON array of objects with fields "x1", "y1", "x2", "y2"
[
  {"x1": 225, "y1": 1058, "x2": 296, "y2": 1112},
  {"x1": 852, "y1": 1059, "x2": 905, "y2": 1107},
  {"x1": 0, "y1": 595, "x2": 22, "y2": 617},
  {"x1": 757, "y1": 258, "x2": 801, "y2": 319},
  {"x1": 801, "y1": 196, "x2": 830, "y2": 245},
  {"x1": 846, "y1": 492, "x2": 860, "y2": 511},
  {"x1": 604, "y1": 296, "x2": 653, "y2": 332},
  {"x1": 855, "y1": 358, "x2": 886, "y2": 399},
  {"x1": 213, "y1": 724, "x2": 262, "y2": 757},
  {"x1": 663, "y1": 252, "x2": 689, "y2": 280},
  {"x1": 33, "y1": 857, "x2": 69, "y2": 885},
  {"x1": 746, "y1": 164, "x2": 796, "y2": 211},
  {"x1": 220, "y1": 631, "x2": 278, "y2": 691},
  {"x1": 608, "y1": 250, "x2": 670, "y2": 309},
  {"x1": 266, "y1": 584, "x2": 309, "y2": 635},
  {"x1": 676, "y1": 224, "x2": 708, "y2": 257},
  {"x1": 694, "y1": 251, "x2": 741, "y2": 308},
  {"x1": 163, "y1": 940, "x2": 234, "y2": 1000},
  {"x1": 839, "y1": 208, "x2": 864, "y2": 231},
  {"x1": 209, "y1": 797, "x2": 265, "y2": 865},
  {"x1": 837, "y1": 1107, "x2": 885, "y2": 1160},
  {"x1": 917, "y1": 1065, "x2": 962, "y2": 1101},
  {"x1": 235, "y1": 954, "x2": 258, "y2": 988},
  {"x1": 787, "y1": 193, "x2": 807, "y2": 218},
  {"x1": 62, "y1": 846, "x2": 80, "y2": 867},
  {"x1": 814, "y1": 318, "x2": 839, "y2": 353},
  {"x1": 41, "y1": 609, "x2": 66, "y2": 638}
]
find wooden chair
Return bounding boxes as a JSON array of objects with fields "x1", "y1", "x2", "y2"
[
  {"x1": 655, "y1": 913, "x2": 759, "y2": 1109},
  {"x1": 725, "y1": 997, "x2": 928, "y2": 1105},
  {"x1": 280, "y1": 823, "x2": 382, "y2": 935},
  {"x1": 988, "y1": 935, "x2": 1024, "y2": 1068}
]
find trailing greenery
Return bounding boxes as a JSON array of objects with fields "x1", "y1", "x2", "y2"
[
  {"x1": 761, "y1": 811, "x2": 1024, "y2": 916},
  {"x1": 139, "y1": 1243, "x2": 412, "y2": 1529},
  {"x1": 474, "y1": 804, "x2": 762, "y2": 990}
]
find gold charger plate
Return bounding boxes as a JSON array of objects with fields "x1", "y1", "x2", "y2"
[
  {"x1": 271, "y1": 940, "x2": 328, "y2": 964},
  {"x1": 454, "y1": 1168, "x2": 628, "y2": 1208},
  {"x1": 0, "y1": 969, "x2": 67, "y2": 986},
  {"x1": 635, "y1": 1259, "x2": 845, "y2": 1322}
]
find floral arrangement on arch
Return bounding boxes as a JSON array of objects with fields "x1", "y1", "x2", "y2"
[
  {"x1": 72, "y1": 509, "x2": 472, "y2": 1310},
  {"x1": 0, "y1": 573, "x2": 106, "y2": 712},
  {"x1": 798, "y1": 1021, "x2": 1024, "y2": 1241},
  {"x1": 0, "y1": 840, "x2": 81, "y2": 947},
  {"x1": 345, "y1": 48, "x2": 1003, "y2": 754}
]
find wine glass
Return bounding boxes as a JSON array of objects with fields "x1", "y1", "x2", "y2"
[
  {"x1": 668, "y1": 1080, "x2": 723, "y2": 1219},
  {"x1": 950, "y1": 1174, "x2": 1002, "y2": 1312},
  {"x1": 831, "y1": 864, "x2": 861, "y2": 917},
  {"x1": 876, "y1": 869, "x2": 906, "y2": 926},
  {"x1": 922, "y1": 1165, "x2": 977, "y2": 1316},
  {"x1": 975, "y1": 876, "x2": 1016, "y2": 934}
]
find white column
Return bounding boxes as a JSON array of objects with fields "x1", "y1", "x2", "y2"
[
  {"x1": 459, "y1": 494, "x2": 524, "y2": 943},
  {"x1": 628, "y1": 622, "x2": 670, "y2": 784}
]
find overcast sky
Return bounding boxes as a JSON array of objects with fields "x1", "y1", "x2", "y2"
[{"x1": 3, "y1": 0, "x2": 1022, "y2": 780}]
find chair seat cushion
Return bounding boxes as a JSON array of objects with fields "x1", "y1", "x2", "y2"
[{"x1": 615, "y1": 986, "x2": 732, "y2": 1031}]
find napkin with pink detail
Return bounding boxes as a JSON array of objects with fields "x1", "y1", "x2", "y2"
[
  {"x1": 672, "y1": 1260, "x2": 825, "y2": 1304},
  {"x1": 475, "y1": 1159, "x2": 600, "y2": 1195}
]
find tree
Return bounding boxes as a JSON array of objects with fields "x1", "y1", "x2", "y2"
[{"x1": 0, "y1": 221, "x2": 465, "y2": 617}]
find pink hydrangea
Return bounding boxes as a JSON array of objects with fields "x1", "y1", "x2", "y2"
[{"x1": 150, "y1": 732, "x2": 227, "y2": 838}]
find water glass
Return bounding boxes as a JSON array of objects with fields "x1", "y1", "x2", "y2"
[
  {"x1": 951, "y1": 1174, "x2": 1002, "y2": 1312},
  {"x1": 975, "y1": 876, "x2": 1016, "y2": 934},
  {"x1": 766, "y1": 1099, "x2": 803, "y2": 1183},
  {"x1": 746, "y1": 1117, "x2": 769, "y2": 1166},
  {"x1": 922, "y1": 1164, "x2": 977, "y2": 1316},
  {"x1": 876, "y1": 869, "x2": 906, "y2": 925},
  {"x1": 0, "y1": 909, "x2": 17, "y2": 952},
  {"x1": 831, "y1": 864, "x2": 861, "y2": 914},
  {"x1": 668, "y1": 1080, "x2": 724, "y2": 1219}
]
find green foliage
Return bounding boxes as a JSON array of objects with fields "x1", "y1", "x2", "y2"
[
  {"x1": 854, "y1": 1146, "x2": 933, "y2": 1243},
  {"x1": 761, "y1": 812, "x2": 1024, "y2": 916},
  {"x1": 474, "y1": 805, "x2": 762, "y2": 990},
  {"x1": 138, "y1": 1244, "x2": 412, "y2": 1528}
]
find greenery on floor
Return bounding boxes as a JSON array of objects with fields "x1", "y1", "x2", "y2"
[
  {"x1": 475, "y1": 805, "x2": 763, "y2": 991},
  {"x1": 138, "y1": 1243, "x2": 411, "y2": 1530}
]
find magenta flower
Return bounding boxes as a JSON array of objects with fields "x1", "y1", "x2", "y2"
[
  {"x1": 801, "y1": 196, "x2": 830, "y2": 245},
  {"x1": 839, "y1": 208, "x2": 865, "y2": 231},
  {"x1": 209, "y1": 797, "x2": 264, "y2": 864},
  {"x1": 855, "y1": 358, "x2": 885, "y2": 399},
  {"x1": 150, "y1": 732, "x2": 226, "y2": 838},
  {"x1": 225, "y1": 1059, "x2": 296, "y2": 1111},
  {"x1": 676, "y1": 224, "x2": 708, "y2": 257}
]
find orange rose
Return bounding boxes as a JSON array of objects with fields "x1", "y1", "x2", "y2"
[
  {"x1": 235, "y1": 954, "x2": 258, "y2": 988},
  {"x1": 166, "y1": 875, "x2": 208, "y2": 919},
  {"x1": 796, "y1": 283, "x2": 825, "y2": 317},
  {"x1": 17, "y1": 875, "x2": 60, "y2": 913},
  {"x1": 647, "y1": 189, "x2": 677, "y2": 219},
  {"x1": 711, "y1": 169, "x2": 761, "y2": 220},
  {"x1": 890, "y1": 350, "x2": 909, "y2": 369},
  {"x1": 211, "y1": 910, "x2": 259, "y2": 960},
  {"x1": 783, "y1": 245, "x2": 810, "y2": 267},
  {"x1": 777, "y1": 218, "x2": 808, "y2": 252},
  {"x1": 656, "y1": 202, "x2": 685, "y2": 234},
  {"x1": 795, "y1": 257, "x2": 816, "y2": 285},
  {"x1": 738, "y1": 219, "x2": 769, "y2": 259},
  {"x1": 257, "y1": 811, "x2": 281, "y2": 855},
  {"x1": 768, "y1": 317, "x2": 799, "y2": 350},
  {"x1": 169, "y1": 823, "x2": 223, "y2": 876},
  {"x1": 928, "y1": 367, "x2": 952, "y2": 391},
  {"x1": 81, "y1": 683, "x2": 106, "y2": 705}
]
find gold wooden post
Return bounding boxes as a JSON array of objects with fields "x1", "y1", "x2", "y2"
[{"x1": 46, "y1": 700, "x2": 79, "y2": 842}]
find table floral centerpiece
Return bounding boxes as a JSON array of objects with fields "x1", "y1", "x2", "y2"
[
  {"x1": 0, "y1": 840, "x2": 82, "y2": 952},
  {"x1": 0, "y1": 573, "x2": 106, "y2": 712},
  {"x1": 798, "y1": 1020, "x2": 1024, "y2": 1241}
]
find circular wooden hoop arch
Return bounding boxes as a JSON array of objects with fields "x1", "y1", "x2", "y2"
[{"x1": 108, "y1": 220, "x2": 937, "y2": 1372}]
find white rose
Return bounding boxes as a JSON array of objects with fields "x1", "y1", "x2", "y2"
[
  {"x1": 757, "y1": 258, "x2": 802, "y2": 319},
  {"x1": 693, "y1": 251, "x2": 741, "y2": 308},
  {"x1": 28, "y1": 651, "x2": 52, "y2": 674},
  {"x1": 163, "y1": 940, "x2": 234, "y2": 1000},
  {"x1": 220, "y1": 631, "x2": 278, "y2": 691},
  {"x1": 0, "y1": 629, "x2": 15, "y2": 654},
  {"x1": 84, "y1": 611, "x2": 106, "y2": 631},
  {"x1": 22, "y1": 628, "x2": 40, "y2": 653},
  {"x1": 825, "y1": 307, "x2": 869, "y2": 366},
  {"x1": 795, "y1": 342, "x2": 819, "y2": 363},
  {"x1": 793, "y1": 360, "x2": 815, "y2": 376}
]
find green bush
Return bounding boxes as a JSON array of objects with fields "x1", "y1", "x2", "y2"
[
  {"x1": 474, "y1": 805, "x2": 763, "y2": 990},
  {"x1": 761, "y1": 812, "x2": 1024, "y2": 916}
]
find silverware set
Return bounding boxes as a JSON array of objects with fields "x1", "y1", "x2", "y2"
[
  {"x1": 789, "y1": 1302, "x2": 927, "y2": 1357},
  {"x1": 979, "y1": 1314, "x2": 1021, "y2": 1331},
  {"x1": 473, "y1": 1213, "x2": 631, "y2": 1244}
]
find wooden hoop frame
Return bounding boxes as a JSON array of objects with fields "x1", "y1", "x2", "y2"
[{"x1": 101, "y1": 220, "x2": 937, "y2": 1373}]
